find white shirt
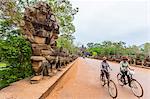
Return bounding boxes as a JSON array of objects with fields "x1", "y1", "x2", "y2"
[{"x1": 120, "y1": 61, "x2": 129, "y2": 71}]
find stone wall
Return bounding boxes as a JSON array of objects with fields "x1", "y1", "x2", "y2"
[{"x1": 20, "y1": 1, "x2": 74, "y2": 77}]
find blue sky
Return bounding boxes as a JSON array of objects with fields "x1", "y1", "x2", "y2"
[{"x1": 70, "y1": 0, "x2": 150, "y2": 46}]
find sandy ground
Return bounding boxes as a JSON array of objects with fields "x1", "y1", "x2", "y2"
[{"x1": 47, "y1": 58, "x2": 150, "y2": 99}]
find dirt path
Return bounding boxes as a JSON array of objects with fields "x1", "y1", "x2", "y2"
[{"x1": 47, "y1": 58, "x2": 150, "y2": 99}]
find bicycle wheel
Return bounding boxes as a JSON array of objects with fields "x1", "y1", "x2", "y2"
[
  {"x1": 100, "y1": 74, "x2": 105, "y2": 86},
  {"x1": 108, "y1": 80, "x2": 118, "y2": 98},
  {"x1": 117, "y1": 73, "x2": 124, "y2": 86},
  {"x1": 130, "y1": 79, "x2": 144, "y2": 97}
]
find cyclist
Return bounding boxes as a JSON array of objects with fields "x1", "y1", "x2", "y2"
[
  {"x1": 120, "y1": 56, "x2": 131, "y2": 87},
  {"x1": 101, "y1": 57, "x2": 112, "y2": 80}
]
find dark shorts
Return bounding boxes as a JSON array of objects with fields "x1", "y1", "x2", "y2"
[{"x1": 101, "y1": 70, "x2": 109, "y2": 79}]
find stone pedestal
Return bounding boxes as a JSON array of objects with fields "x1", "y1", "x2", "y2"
[{"x1": 30, "y1": 75, "x2": 43, "y2": 84}]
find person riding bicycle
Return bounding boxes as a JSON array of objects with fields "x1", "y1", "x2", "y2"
[
  {"x1": 120, "y1": 56, "x2": 131, "y2": 87},
  {"x1": 101, "y1": 57, "x2": 112, "y2": 80}
]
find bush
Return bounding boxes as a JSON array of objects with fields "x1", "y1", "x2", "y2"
[{"x1": 0, "y1": 36, "x2": 33, "y2": 89}]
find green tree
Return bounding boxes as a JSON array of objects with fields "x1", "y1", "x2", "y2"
[
  {"x1": 48, "y1": 0, "x2": 78, "y2": 35},
  {"x1": 87, "y1": 43, "x2": 94, "y2": 48},
  {"x1": 0, "y1": 35, "x2": 32, "y2": 89},
  {"x1": 57, "y1": 34, "x2": 78, "y2": 54},
  {"x1": 143, "y1": 43, "x2": 150, "y2": 56},
  {"x1": 86, "y1": 41, "x2": 127, "y2": 56}
]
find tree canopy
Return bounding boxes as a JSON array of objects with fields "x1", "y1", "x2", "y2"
[{"x1": 86, "y1": 41, "x2": 150, "y2": 58}]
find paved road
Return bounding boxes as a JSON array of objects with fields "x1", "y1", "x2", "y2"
[{"x1": 47, "y1": 58, "x2": 150, "y2": 99}]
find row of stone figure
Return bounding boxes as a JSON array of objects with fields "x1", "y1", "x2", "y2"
[
  {"x1": 94, "y1": 56, "x2": 150, "y2": 67},
  {"x1": 31, "y1": 47, "x2": 78, "y2": 76}
]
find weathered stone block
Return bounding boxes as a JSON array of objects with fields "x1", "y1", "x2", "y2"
[
  {"x1": 45, "y1": 55, "x2": 56, "y2": 62},
  {"x1": 34, "y1": 36, "x2": 46, "y2": 44},
  {"x1": 30, "y1": 75, "x2": 43, "y2": 84},
  {"x1": 32, "y1": 44, "x2": 51, "y2": 50},
  {"x1": 32, "y1": 61, "x2": 42, "y2": 73},
  {"x1": 31, "y1": 56, "x2": 46, "y2": 61},
  {"x1": 32, "y1": 61, "x2": 42, "y2": 67},
  {"x1": 41, "y1": 50, "x2": 53, "y2": 56},
  {"x1": 32, "y1": 48, "x2": 42, "y2": 56}
]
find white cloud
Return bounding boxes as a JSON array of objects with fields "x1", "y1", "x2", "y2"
[{"x1": 70, "y1": 0, "x2": 150, "y2": 45}]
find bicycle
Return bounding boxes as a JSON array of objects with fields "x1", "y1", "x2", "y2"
[
  {"x1": 100, "y1": 70, "x2": 118, "y2": 98},
  {"x1": 117, "y1": 69, "x2": 144, "y2": 97}
]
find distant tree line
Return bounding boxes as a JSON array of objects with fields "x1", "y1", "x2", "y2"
[{"x1": 86, "y1": 41, "x2": 150, "y2": 59}]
